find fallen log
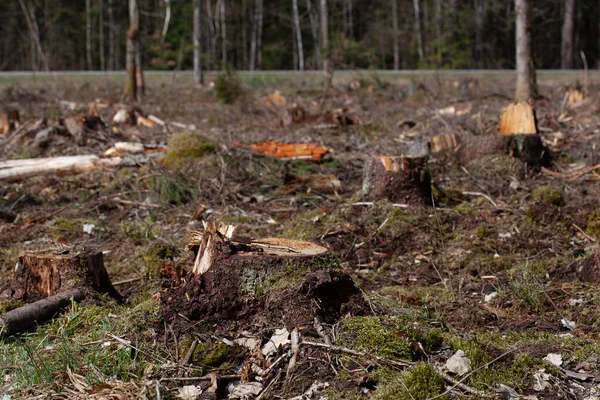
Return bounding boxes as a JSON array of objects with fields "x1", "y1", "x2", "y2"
[
  {"x1": 361, "y1": 156, "x2": 432, "y2": 205},
  {"x1": 0, "y1": 288, "x2": 85, "y2": 336},
  {"x1": 0, "y1": 155, "x2": 121, "y2": 181},
  {"x1": 161, "y1": 223, "x2": 368, "y2": 330},
  {"x1": 233, "y1": 140, "x2": 330, "y2": 162}
]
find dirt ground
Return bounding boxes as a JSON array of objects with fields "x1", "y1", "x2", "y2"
[{"x1": 2, "y1": 71, "x2": 600, "y2": 399}]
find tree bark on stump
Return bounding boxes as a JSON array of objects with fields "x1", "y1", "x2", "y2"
[
  {"x1": 161, "y1": 225, "x2": 367, "y2": 330},
  {"x1": 456, "y1": 134, "x2": 550, "y2": 167},
  {"x1": 361, "y1": 156, "x2": 432, "y2": 205},
  {"x1": 7, "y1": 247, "x2": 121, "y2": 302}
]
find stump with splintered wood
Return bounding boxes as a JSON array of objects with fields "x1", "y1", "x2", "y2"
[
  {"x1": 362, "y1": 156, "x2": 432, "y2": 205},
  {"x1": 453, "y1": 102, "x2": 550, "y2": 167},
  {"x1": 161, "y1": 223, "x2": 368, "y2": 330},
  {"x1": 0, "y1": 247, "x2": 121, "y2": 335}
]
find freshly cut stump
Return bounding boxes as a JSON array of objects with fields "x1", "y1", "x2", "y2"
[
  {"x1": 456, "y1": 133, "x2": 550, "y2": 167},
  {"x1": 6, "y1": 247, "x2": 121, "y2": 302},
  {"x1": 162, "y1": 226, "x2": 368, "y2": 330},
  {"x1": 362, "y1": 156, "x2": 432, "y2": 205},
  {"x1": 0, "y1": 247, "x2": 121, "y2": 335},
  {"x1": 499, "y1": 102, "x2": 537, "y2": 135}
]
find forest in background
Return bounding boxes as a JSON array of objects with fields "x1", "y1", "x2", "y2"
[{"x1": 1, "y1": 0, "x2": 599, "y2": 72}]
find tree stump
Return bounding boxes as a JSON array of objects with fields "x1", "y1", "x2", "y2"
[
  {"x1": 161, "y1": 224, "x2": 368, "y2": 330},
  {"x1": 429, "y1": 133, "x2": 461, "y2": 154},
  {"x1": 361, "y1": 156, "x2": 432, "y2": 205},
  {"x1": 579, "y1": 251, "x2": 600, "y2": 283},
  {"x1": 456, "y1": 134, "x2": 550, "y2": 167},
  {"x1": 499, "y1": 102, "x2": 537, "y2": 135},
  {"x1": 6, "y1": 247, "x2": 121, "y2": 303}
]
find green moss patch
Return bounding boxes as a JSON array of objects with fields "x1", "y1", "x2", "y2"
[
  {"x1": 163, "y1": 131, "x2": 217, "y2": 168},
  {"x1": 374, "y1": 363, "x2": 447, "y2": 400},
  {"x1": 530, "y1": 185, "x2": 565, "y2": 206}
]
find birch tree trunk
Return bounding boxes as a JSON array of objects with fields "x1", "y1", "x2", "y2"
[
  {"x1": 306, "y1": 0, "x2": 321, "y2": 69},
  {"x1": 561, "y1": 0, "x2": 575, "y2": 69},
  {"x1": 392, "y1": 0, "x2": 399, "y2": 70},
  {"x1": 413, "y1": 0, "x2": 424, "y2": 63},
  {"x1": 125, "y1": 0, "x2": 141, "y2": 101},
  {"x1": 86, "y1": 0, "x2": 93, "y2": 70},
  {"x1": 220, "y1": 0, "x2": 227, "y2": 66},
  {"x1": 293, "y1": 0, "x2": 304, "y2": 71},
  {"x1": 99, "y1": 0, "x2": 105, "y2": 70},
  {"x1": 108, "y1": 0, "x2": 114, "y2": 70},
  {"x1": 320, "y1": 0, "x2": 329, "y2": 73},
  {"x1": 515, "y1": 0, "x2": 538, "y2": 101},
  {"x1": 194, "y1": 0, "x2": 203, "y2": 83}
]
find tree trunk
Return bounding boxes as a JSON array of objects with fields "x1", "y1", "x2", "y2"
[
  {"x1": 392, "y1": 0, "x2": 399, "y2": 70},
  {"x1": 474, "y1": 0, "x2": 484, "y2": 68},
  {"x1": 257, "y1": 0, "x2": 263, "y2": 68},
  {"x1": 293, "y1": 0, "x2": 304, "y2": 71},
  {"x1": 18, "y1": 0, "x2": 49, "y2": 72},
  {"x1": 250, "y1": 0, "x2": 258, "y2": 70},
  {"x1": 435, "y1": 0, "x2": 442, "y2": 65},
  {"x1": 86, "y1": 0, "x2": 93, "y2": 70},
  {"x1": 220, "y1": 0, "x2": 227, "y2": 67},
  {"x1": 320, "y1": 0, "x2": 330, "y2": 75},
  {"x1": 250, "y1": 0, "x2": 263, "y2": 70},
  {"x1": 206, "y1": 0, "x2": 216, "y2": 70},
  {"x1": 99, "y1": 0, "x2": 105, "y2": 70},
  {"x1": 346, "y1": 0, "x2": 353, "y2": 38},
  {"x1": 362, "y1": 156, "x2": 432, "y2": 205},
  {"x1": 413, "y1": 0, "x2": 424, "y2": 63},
  {"x1": 194, "y1": 0, "x2": 204, "y2": 83},
  {"x1": 107, "y1": 0, "x2": 115, "y2": 70},
  {"x1": 515, "y1": 0, "x2": 537, "y2": 101},
  {"x1": 306, "y1": 0, "x2": 321, "y2": 69},
  {"x1": 561, "y1": 0, "x2": 575, "y2": 69},
  {"x1": 125, "y1": 0, "x2": 141, "y2": 101},
  {"x1": 242, "y1": 0, "x2": 247, "y2": 68}
]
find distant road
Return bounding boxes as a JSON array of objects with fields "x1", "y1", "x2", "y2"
[{"x1": 0, "y1": 69, "x2": 598, "y2": 77}]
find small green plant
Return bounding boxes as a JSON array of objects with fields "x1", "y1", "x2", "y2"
[{"x1": 215, "y1": 65, "x2": 242, "y2": 104}]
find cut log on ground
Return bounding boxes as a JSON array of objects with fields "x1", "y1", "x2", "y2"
[
  {"x1": 361, "y1": 156, "x2": 432, "y2": 205},
  {"x1": 456, "y1": 134, "x2": 550, "y2": 167},
  {"x1": 161, "y1": 223, "x2": 368, "y2": 330},
  {"x1": 0, "y1": 155, "x2": 122, "y2": 181},
  {"x1": 233, "y1": 140, "x2": 330, "y2": 162},
  {"x1": 0, "y1": 108, "x2": 21, "y2": 135},
  {"x1": 498, "y1": 102, "x2": 537, "y2": 135},
  {"x1": 429, "y1": 133, "x2": 461, "y2": 154},
  {"x1": 0, "y1": 288, "x2": 85, "y2": 336},
  {"x1": 7, "y1": 247, "x2": 121, "y2": 302}
]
